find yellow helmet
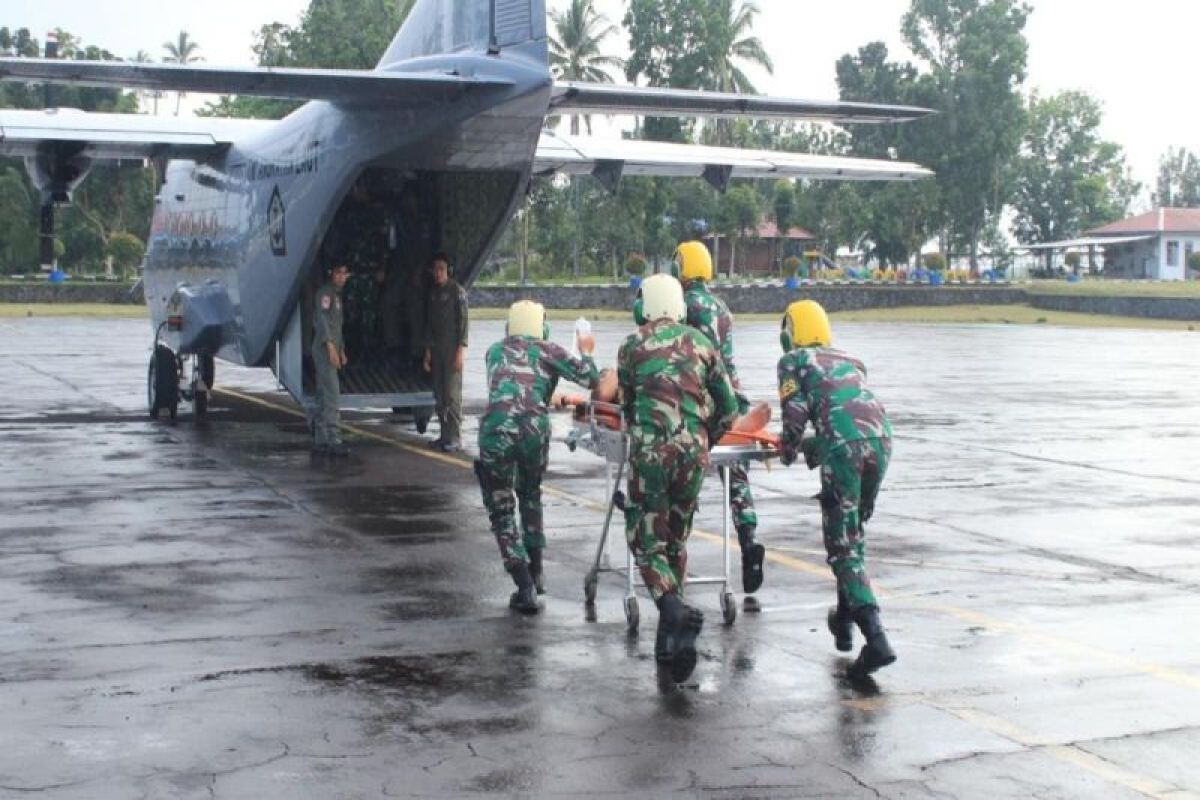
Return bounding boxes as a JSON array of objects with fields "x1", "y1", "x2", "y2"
[
  {"x1": 780, "y1": 300, "x2": 832, "y2": 352},
  {"x1": 634, "y1": 274, "x2": 686, "y2": 325},
  {"x1": 674, "y1": 241, "x2": 713, "y2": 282},
  {"x1": 507, "y1": 300, "x2": 549, "y2": 339}
]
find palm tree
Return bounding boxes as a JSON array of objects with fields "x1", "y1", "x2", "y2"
[
  {"x1": 129, "y1": 50, "x2": 163, "y2": 115},
  {"x1": 702, "y1": 0, "x2": 773, "y2": 145},
  {"x1": 549, "y1": 0, "x2": 623, "y2": 136},
  {"x1": 162, "y1": 31, "x2": 202, "y2": 116}
]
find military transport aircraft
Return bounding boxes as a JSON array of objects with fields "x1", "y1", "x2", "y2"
[{"x1": 0, "y1": 0, "x2": 931, "y2": 421}]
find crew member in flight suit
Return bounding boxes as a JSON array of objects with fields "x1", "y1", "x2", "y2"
[
  {"x1": 475, "y1": 301, "x2": 599, "y2": 613},
  {"x1": 311, "y1": 263, "x2": 350, "y2": 456},
  {"x1": 777, "y1": 299, "x2": 896, "y2": 680},
  {"x1": 676, "y1": 240, "x2": 767, "y2": 594},
  {"x1": 618, "y1": 274, "x2": 740, "y2": 683},
  {"x1": 423, "y1": 253, "x2": 468, "y2": 452}
]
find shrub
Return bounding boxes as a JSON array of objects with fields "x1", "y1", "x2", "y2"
[
  {"x1": 1187, "y1": 251, "x2": 1200, "y2": 273},
  {"x1": 1064, "y1": 252, "x2": 1082, "y2": 270},
  {"x1": 623, "y1": 253, "x2": 647, "y2": 276},
  {"x1": 922, "y1": 252, "x2": 947, "y2": 271},
  {"x1": 783, "y1": 255, "x2": 804, "y2": 277}
]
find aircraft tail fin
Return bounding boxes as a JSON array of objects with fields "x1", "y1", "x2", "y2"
[{"x1": 379, "y1": 0, "x2": 547, "y2": 67}]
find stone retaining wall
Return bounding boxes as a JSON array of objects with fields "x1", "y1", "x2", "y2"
[
  {"x1": 1028, "y1": 293, "x2": 1200, "y2": 321},
  {"x1": 468, "y1": 284, "x2": 1027, "y2": 314}
]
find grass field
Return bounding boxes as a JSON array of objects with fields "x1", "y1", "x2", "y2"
[
  {"x1": 0, "y1": 304, "x2": 147, "y2": 319},
  {"x1": 1025, "y1": 279, "x2": 1200, "y2": 297}
]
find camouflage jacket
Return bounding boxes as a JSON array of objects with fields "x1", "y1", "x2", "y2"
[
  {"x1": 777, "y1": 346, "x2": 892, "y2": 467},
  {"x1": 480, "y1": 336, "x2": 599, "y2": 440},
  {"x1": 684, "y1": 280, "x2": 744, "y2": 402},
  {"x1": 311, "y1": 282, "x2": 344, "y2": 351},
  {"x1": 617, "y1": 319, "x2": 740, "y2": 458},
  {"x1": 425, "y1": 279, "x2": 469, "y2": 353}
]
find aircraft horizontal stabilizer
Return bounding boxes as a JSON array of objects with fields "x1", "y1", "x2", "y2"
[
  {"x1": 0, "y1": 58, "x2": 513, "y2": 104},
  {"x1": 0, "y1": 109, "x2": 273, "y2": 159},
  {"x1": 551, "y1": 83, "x2": 932, "y2": 124},
  {"x1": 534, "y1": 131, "x2": 933, "y2": 187}
]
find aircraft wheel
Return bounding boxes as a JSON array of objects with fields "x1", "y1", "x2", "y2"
[{"x1": 148, "y1": 344, "x2": 179, "y2": 420}]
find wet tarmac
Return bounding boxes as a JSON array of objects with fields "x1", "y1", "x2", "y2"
[{"x1": 1, "y1": 315, "x2": 1198, "y2": 798}]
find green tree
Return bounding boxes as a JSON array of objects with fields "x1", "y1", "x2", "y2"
[
  {"x1": 161, "y1": 30, "x2": 202, "y2": 115},
  {"x1": 902, "y1": 0, "x2": 1031, "y2": 270},
  {"x1": 835, "y1": 41, "x2": 936, "y2": 266},
  {"x1": 549, "y1": 0, "x2": 623, "y2": 136},
  {"x1": 1154, "y1": 147, "x2": 1200, "y2": 208},
  {"x1": 716, "y1": 184, "x2": 761, "y2": 278},
  {"x1": 1011, "y1": 91, "x2": 1139, "y2": 254},
  {"x1": 700, "y1": 0, "x2": 772, "y2": 146},
  {"x1": 201, "y1": 0, "x2": 407, "y2": 120},
  {"x1": 106, "y1": 232, "x2": 145, "y2": 277}
]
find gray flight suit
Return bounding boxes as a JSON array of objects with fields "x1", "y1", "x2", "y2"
[
  {"x1": 425, "y1": 279, "x2": 468, "y2": 445},
  {"x1": 311, "y1": 282, "x2": 345, "y2": 448}
]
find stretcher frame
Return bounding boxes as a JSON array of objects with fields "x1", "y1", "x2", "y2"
[{"x1": 566, "y1": 401, "x2": 776, "y2": 633}]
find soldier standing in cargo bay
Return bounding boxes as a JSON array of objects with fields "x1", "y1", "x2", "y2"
[
  {"x1": 423, "y1": 253, "x2": 468, "y2": 452},
  {"x1": 310, "y1": 263, "x2": 350, "y2": 456}
]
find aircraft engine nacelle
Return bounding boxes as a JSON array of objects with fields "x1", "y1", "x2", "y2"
[{"x1": 24, "y1": 146, "x2": 93, "y2": 205}]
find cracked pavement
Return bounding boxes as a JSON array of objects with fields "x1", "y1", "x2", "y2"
[{"x1": 0, "y1": 316, "x2": 1198, "y2": 798}]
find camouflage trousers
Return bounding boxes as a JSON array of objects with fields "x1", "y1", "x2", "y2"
[
  {"x1": 819, "y1": 437, "x2": 892, "y2": 612},
  {"x1": 728, "y1": 462, "x2": 757, "y2": 545},
  {"x1": 624, "y1": 443, "x2": 706, "y2": 601},
  {"x1": 474, "y1": 426, "x2": 549, "y2": 572}
]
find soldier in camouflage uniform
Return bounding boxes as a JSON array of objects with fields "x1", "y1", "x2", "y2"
[
  {"x1": 777, "y1": 299, "x2": 896, "y2": 679},
  {"x1": 619, "y1": 274, "x2": 740, "y2": 683},
  {"x1": 423, "y1": 254, "x2": 468, "y2": 452},
  {"x1": 310, "y1": 264, "x2": 350, "y2": 456},
  {"x1": 675, "y1": 241, "x2": 766, "y2": 594},
  {"x1": 342, "y1": 266, "x2": 385, "y2": 364},
  {"x1": 475, "y1": 301, "x2": 599, "y2": 613}
]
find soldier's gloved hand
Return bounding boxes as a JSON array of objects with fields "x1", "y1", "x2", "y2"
[
  {"x1": 780, "y1": 444, "x2": 798, "y2": 467},
  {"x1": 801, "y1": 438, "x2": 820, "y2": 470}
]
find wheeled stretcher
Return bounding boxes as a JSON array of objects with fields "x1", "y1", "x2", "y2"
[{"x1": 565, "y1": 401, "x2": 777, "y2": 632}]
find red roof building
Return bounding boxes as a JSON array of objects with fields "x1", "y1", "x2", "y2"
[{"x1": 1083, "y1": 208, "x2": 1200, "y2": 280}]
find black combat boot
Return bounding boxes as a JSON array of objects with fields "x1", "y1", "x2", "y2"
[
  {"x1": 827, "y1": 591, "x2": 854, "y2": 653},
  {"x1": 657, "y1": 592, "x2": 704, "y2": 683},
  {"x1": 848, "y1": 606, "x2": 896, "y2": 679},
  {"x1": 507, "y1": 562, "x2": 539, "y2": 615},
  {"x1": 527, "y1": 547, "x2": 546, "y2": 595},
  {"x1": 738, "y1": 526, "x2": 765, "y2": 594}
]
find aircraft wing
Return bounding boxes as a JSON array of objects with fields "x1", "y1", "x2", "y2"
[
  {"x1": 0, "y1": 58, "x2": 512, "y2": 104},
  {"x1": 534, "y1": 132, "x2": 932, "y2": 186},
  {"x1": 0, "y1": 108, "x2": 274, "y2": 159},
  {"x1": 551, "y1": 83, "x2": 931, "y2": 124}
]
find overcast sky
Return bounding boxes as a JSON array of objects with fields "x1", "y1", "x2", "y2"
[{"x1": 7, "y1": 0, "x2": 1197, "y2": 191}]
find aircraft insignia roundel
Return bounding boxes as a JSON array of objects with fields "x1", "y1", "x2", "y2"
[{"x1": 268, "y1": 186, "x2": 287, "y2": 257}]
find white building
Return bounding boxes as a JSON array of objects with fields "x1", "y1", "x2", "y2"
[{"x1": 1086, "y1": 208, "x2": 1200, "y2": 280}]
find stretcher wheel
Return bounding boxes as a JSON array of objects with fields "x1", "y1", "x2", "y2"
[
  {"x1": 584, "y1": 572, "x2": 598, "y2": 605},
  {"x1": 720, "y1": 592, "x2": 738, "y2": 626},
  {"x1": 624, "y1": 596, "x2": 639, "y2": 632}
]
